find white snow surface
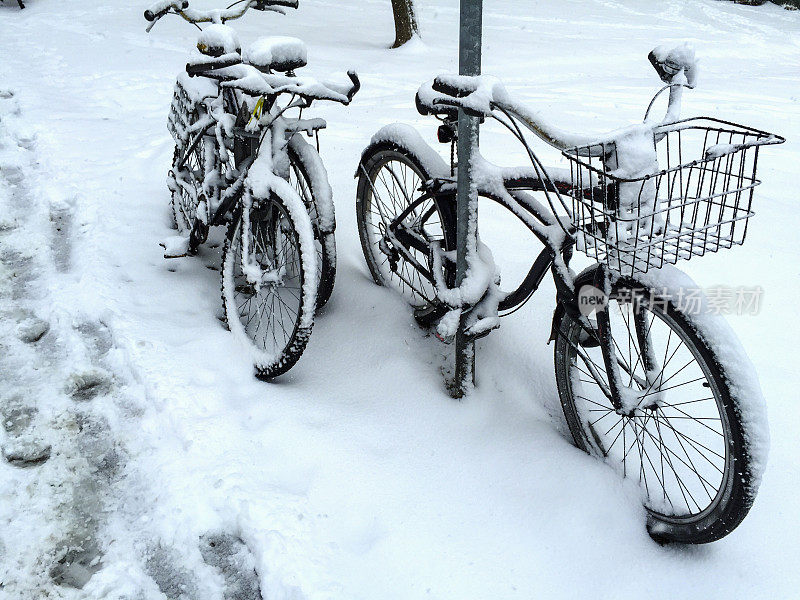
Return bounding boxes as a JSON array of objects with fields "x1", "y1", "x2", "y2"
[{"x1": 1, "y1": 1, "x2": 799, "y2": 599}]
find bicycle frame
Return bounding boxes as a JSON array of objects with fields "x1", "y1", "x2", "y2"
[{"x1": 363, "y1": 104, "x2": 667, "y2": 415}]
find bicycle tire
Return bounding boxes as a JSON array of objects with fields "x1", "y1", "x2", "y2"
[
  {"x1": 220, "y1": 190, "x2": 316, "y2": 379},
  {"x1": 287, "y1": 134, "x2": 336, "y2": 310},
  {"x1": 554, "y1": 267, "x2": 767, "y2": 543},
  {"x1": 168, "y1": 83, "x2": 238, "y2": 246},
  {"x1": 356, "y1": 140, "x2": 455, "y2": 308},
  {"x1": 169, "y1": 140, "x2": 209, "y2": 239}
]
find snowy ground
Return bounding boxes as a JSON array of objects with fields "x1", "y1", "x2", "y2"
[{"x1": 1, "y1": 0, "x2": 799, "y2": 598}]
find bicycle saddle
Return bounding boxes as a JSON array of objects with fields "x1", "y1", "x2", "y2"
[
  {"x1": 196, "y1": 23, "x2": 241, "y2": 57},
  {"x1": 245, "y1": 36, "x2": 308, "y2": 73}
]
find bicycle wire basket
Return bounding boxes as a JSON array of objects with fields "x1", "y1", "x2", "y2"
[{"x1": 562, "y1": 117, "x2": 783, "y2": 276}]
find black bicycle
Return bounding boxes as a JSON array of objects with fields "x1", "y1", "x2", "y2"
[
  {"x1": 355, "y1": 45, "x2": 783, "y2": 543},
  {"x1": 146, "y1": 0, "x2": 359, "y2": 378}
]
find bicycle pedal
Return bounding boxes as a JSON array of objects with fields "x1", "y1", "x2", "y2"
[
  {"x1": 468, "y1": 328, "x2": 493, "y2": 342},
  {"x1": 413, "y1": 302, "x2": 448, "y2": 328},
  {"x1": 434, "y1": 331, "x2": 454, "y2": 345}
]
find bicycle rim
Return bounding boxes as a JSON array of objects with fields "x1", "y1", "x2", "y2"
[
  {"x1": 226, "y1": 202, "x2": 305, "y2": 361},
  {"x1": 558, "y1": 293, "x2": 734, "y2": 524},
  {"x1": 360, "y1": 151, "x2": 447, "y2": 307}
]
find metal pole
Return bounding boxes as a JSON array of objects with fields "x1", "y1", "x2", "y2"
[{"x1": 450, "y1": 0, "x2": 482, "y2": 399}]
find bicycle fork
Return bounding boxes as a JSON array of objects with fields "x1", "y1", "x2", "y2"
[{"x1": 559, "y1": 266, "x2": 666, "y2": 418}]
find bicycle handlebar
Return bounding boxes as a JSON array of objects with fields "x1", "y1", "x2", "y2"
[
  {"x1": 421, "y1": 75, "x2": 602, "y2": 151},
  {"x1": 185, "y1": 53, "x2": 242, "y2": 76},
  {"x1": 186, "y1": 59, "x2": 360, "y2": 106},
  {"x1": 343, "y1": 71, "x2": 361, "y2": 103},
  {"x1": 144, "y1": 0, "x2": 297, "y2": 27},
  {"x1": 144, "y1": 0, "x2": 187, "y2": 22},
  {"x1": 422, "y1": 44, "x2": 700, "y2": 154}
]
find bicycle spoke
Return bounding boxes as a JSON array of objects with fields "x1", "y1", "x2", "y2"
[{"x1": 655, "y1": 412, "x2": 725, "y2": 470}]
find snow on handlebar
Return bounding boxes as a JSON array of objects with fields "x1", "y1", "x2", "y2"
[
  {"x1": 186, "y1": 59, "x2": 359, "y2": 105},
  {"x1": 144, "y1": 0, "x2": 187, "y2": 21},
  {"x1": 144, "y1": 0, "x2": 298, "y2": 27},
  {"x1": 648, "y1": 43, "x2": 698, "y2": 88},
  {"x1": 418, "y1": 43, "x2": 701, "y2": 153},
  {"x1": 419, "y1": 75, "x2": 603, "y2": 151}
]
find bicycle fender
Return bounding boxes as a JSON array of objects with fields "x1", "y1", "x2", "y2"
[{"x1": 288, "y1": 133, "x2": 336, "y2": 234}]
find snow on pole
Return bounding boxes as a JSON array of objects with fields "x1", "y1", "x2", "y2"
[{"x1": 451, "y1": 0, "x2": 482, "y2": 398}]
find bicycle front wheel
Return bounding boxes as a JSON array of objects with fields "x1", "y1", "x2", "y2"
[
  {"x1": 221, "y1": 192, "x2": 316, "y2": 379},
  {"x1": 554, "y1": 268, "x2": 767, "y2": 543}
]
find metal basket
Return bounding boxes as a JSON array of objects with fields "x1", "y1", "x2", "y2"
[{"x1": 562, "y1": 118, "x2": 783, "y2": 275}]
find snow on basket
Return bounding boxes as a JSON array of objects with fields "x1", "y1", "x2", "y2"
[{"x1": 562, "y1": 117, "x2": 784, "y2": 276}]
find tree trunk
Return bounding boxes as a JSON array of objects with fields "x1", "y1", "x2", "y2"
[{"x1": 391, "y1": 0, "x2": 419, "y2": 48}]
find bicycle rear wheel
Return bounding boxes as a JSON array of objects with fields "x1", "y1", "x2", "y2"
[
  {"x1": 356, "y1": 143, "x2": 454, "y2": 308},
  {"x1": 554, "y1": 269, "x2": 766, "y2": 543},
  {"x1": 221, "y1": 192, "x2": 316, "y2": 379},
  {"x1": 169, "y1": 138, "x2": 209, "y2": 237}
]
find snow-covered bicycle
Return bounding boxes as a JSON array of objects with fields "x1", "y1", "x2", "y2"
[
  {"x1": 355, "y1": 45, "x2": 783, "y2": 543},
  {"x1": 145, "y1": 0, "x2": 359, "y2": 378}
]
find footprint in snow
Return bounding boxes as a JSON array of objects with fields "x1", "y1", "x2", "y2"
[
  {"x1": 66, "y1": 370, "x2": 114, "y2": 402},
  {"x1": 144, "y1": 544, "x2": 204, "y2": 600},
  {"x1": 199, "y1": 532, "x2": 262, "y2": 600},
  {"x1": 2, "y1": 441, "x2": 51, "y2": 468},
  {"x1": 75, "y1": 320, "x2": 114, "y2": 359},
  {"x1": 50, "y1": 203, "x2": 73, "y2": 273},
  {"x1": 1, "y1": 396, "x2": 51, "y2": 468},
  {"x1": 16, "y1": 315, "x2": 49, "y2": 343}
]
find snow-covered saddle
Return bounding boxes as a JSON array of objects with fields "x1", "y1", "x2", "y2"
[
  {"x1": 244, "y1": 36, "x2": 308, "y2": 73},
  {"x1": 196, "y1": 24, "x2": 241, "y2": 57}
]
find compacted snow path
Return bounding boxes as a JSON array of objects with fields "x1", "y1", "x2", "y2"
[
  {"x1": 0, "y1": 88, "x2": 271, "y2": 600},
  {"x1": 1, "y1": 1, "x2": 799, "y2": 599}
]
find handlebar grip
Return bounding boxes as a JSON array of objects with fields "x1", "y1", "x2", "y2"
[
  {"x1": 144, "y1": 0, "x2": 188, "y2": 22},
  {"x1": 185, "y1": 63, "x2": 206, "y2": 77},
  {"x1": 648, "y1": 50, "x2": 673, "y2": 84},
  {"x1": 254, "y1": 0, "x2": 298, "y2": 9},
  {"x1": 431, "y1": 77, "x2": 464, "y2": 98}
]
